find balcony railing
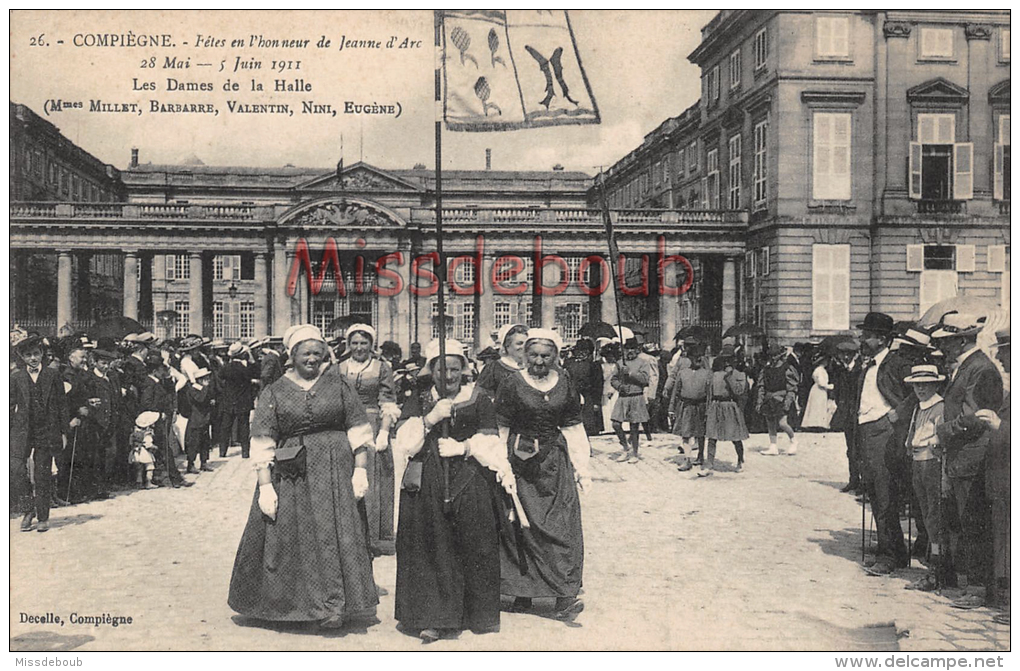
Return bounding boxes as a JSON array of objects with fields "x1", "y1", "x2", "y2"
[
  {"x1": 11, "y1": 201, "x2": 749, "y2": 227},
  {"x1": 10, "y1": 201, "x2": 267, "y2": 222},
  {"x1": 916, "y1": 200, "x2": 964, "y2": 215}
]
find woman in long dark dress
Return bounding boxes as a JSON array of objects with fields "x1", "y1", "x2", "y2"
[
  {"x1": 497, "y1": 328, "x2": 591, "y2": 622},
  {"x1": 476, "y1": 323, "x2": 528, "y2": 398},
  {"x1": 392, "y1": 339, "x2": 516, "y2": 643},
  {"x1": 335, "y1": 324, "x2": 400, "y2": 554},
  {"x1": 228, "y1": 325, "x2": 378, "y2": 629}
]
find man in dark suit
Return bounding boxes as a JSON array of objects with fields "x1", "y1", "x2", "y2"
[
  {"x1": 978, "y1": 327, "x2": 1010, "y2": 620},
  {"x1": 217, "y1": 343, "x2": 257, "y2": 458},
  {"x1": 61, "y1": 343, "x2": 94, "y2": 503},
  {"x1": 86, "y1": 348, "x2": 120, "y2": 498},
  {"x1": 259, "y1": 342, "x2": 284, "y2": 392},
  {"x1": 855, "y1": 312, "x2": 910, "y2": 575},
  {"x1": 138, "y1": 351, "x2": 191, "y2": 488},
  {"x1": 934, "y1": 313, "x2": 1003, "y2": 609},
  {"x1": 10, "y1": 335, "x2": 74, "y2": 532}
]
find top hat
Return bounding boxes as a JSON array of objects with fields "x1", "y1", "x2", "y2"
[
  {"x1": 856, "y1": 312, "x2": 895, "y2": 333},
  {"x1": 990, "y1": 327, "x2": 1010, "y2": 349}
]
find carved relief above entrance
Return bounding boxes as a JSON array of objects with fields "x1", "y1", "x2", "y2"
[{"x1": 280, "y1": 198, "x2": 405, "y2": 229}]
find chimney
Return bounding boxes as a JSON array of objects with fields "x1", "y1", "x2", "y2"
[
  {"x1": 485, "y1": 148, "x2": 492, "y2": 171},
  {"x1": 130, "y1": 148, "x2": 139, "y2": 168}
]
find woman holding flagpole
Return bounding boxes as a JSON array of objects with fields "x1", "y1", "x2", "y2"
[
  {"x1": 496, "y1": 329, "x2": 591, "y2": 622},
  {"x1": 392, "y1": 339, "x2": 517, "y2": 643}
]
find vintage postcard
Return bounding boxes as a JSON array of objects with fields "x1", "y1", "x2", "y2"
[{"x1": 8, "y1": 9, "x2": 1011, "y2": 659}]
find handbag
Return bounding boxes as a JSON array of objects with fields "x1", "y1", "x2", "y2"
[{"x1": 401, "y1": 460, "x2": 423, "y2": 492}]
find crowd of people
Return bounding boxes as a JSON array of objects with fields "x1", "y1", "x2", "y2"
[{"x1": 10, "y1": 305, "x2": 1009, "y2": 634}]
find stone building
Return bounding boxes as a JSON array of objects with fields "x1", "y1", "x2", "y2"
[{"x1": 598, "y1": 10, "x2": 1010, "y2": 342}]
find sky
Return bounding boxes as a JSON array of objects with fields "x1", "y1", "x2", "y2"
[{"x1": 10, "y1": 10, "x2": 716, "y2": 175}]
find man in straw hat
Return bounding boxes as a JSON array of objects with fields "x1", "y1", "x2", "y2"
[
  {"x1": 932, "y1": 313, "x2": 1002, "y2": 608},
  {"x1": 217, "y1": 342, "x2": 257, "y2": 458},
  {"x1": 899, "y1": 364, "x2": 946, "y2": 591},
  {"x1": 11, "y1": 333, "x2": 74, "y2": 532}
]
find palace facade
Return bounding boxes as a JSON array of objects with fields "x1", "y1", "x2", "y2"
[{"x1": 10, "y1": 10, "x2": 1009, "y2": 350}]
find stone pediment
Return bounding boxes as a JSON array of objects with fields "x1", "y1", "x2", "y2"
[
  {"x1": 298, "y1": 162, "x2": 422, "y2": 192},
  {"x1": 280, "y1": 198, "x2": 406, "y2": 228},
  {"x1": 907, "y1": 78, "x2": 970, "y2": 107},
  {"x1": 989, "y1": 79, "x2": 1009, "y2": 105}
]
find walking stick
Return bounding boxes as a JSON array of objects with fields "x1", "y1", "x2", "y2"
[{"x1": 66, "y1": 426, "x2": 79, "y2": 503}]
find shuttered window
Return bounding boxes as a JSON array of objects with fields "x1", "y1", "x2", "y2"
[
  {"x1": 812, "y1": 244, "x2": 850, "y2": 331},
  {"x1": 813, "y1": 113, "x2": 852, "y2": 200},
  {"x1": 816, "y1": 16, "x2": 850, "y2": 59}
]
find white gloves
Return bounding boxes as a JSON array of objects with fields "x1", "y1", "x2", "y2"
[
  {"x1": 375, "y1": 429, "x2": 390, "y2": 452},
  {"x1": 258, "y1": 484, "x2": 278, "y2": 520},
  {"x1": 438, "y1": 437, "x2": 467, "y2": 458},
  {"x1": 352, "y1": 467, "x2": 369, "y2": 499},
  {"x1": 425, "y1": 399, "x2": 454, "y2": 426},
  {"x1": 500, "y1": 472, "x2": 518, "y2": 496}
]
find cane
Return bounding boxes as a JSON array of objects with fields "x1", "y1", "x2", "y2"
[
  {"x1": 66, "y1": 426, "x2": 79, "y2": 502},
  {"x1": 165, "y1": 414, "x2": 178, "y2": 489}
]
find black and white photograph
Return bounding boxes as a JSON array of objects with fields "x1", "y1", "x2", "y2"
[{"x1": 7, "y1": 8, "x2": 1011, "y2": 660}]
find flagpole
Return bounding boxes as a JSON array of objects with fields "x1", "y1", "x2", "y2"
[
  {"x1": 434, "y1": 10, "x2": 452, "y2": 514},
  {"x1": 598, "y1": 169, "x2": 629, "y2": 347}
]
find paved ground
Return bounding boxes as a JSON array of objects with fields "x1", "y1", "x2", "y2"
[{"x1": 9, "y1": 431, "x2": 1011, "y2": 651}]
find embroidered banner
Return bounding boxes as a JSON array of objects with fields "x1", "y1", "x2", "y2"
[{"x1": 439, "y1": 10, "x2": 600, "y2": 132}]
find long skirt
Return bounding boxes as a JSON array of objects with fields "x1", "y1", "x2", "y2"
[
  {"x1": 228, "y1": 429, "x2": 378, "y2": 622},
  {"x1": 363, "y1": 409, "x2": 395, "y2": 548},
  {"x1": 395, "y1": 456, "x2": 502, "y2": 632},
  {"x1": 706, "y1": 400, "x2": 749, "y2": 442},
  {"x1": 500, "y1": 436, "x2": 583, "y2": 598},
  {"x1": 801, "y1": 385, "x2": 833, "y2": 429}
]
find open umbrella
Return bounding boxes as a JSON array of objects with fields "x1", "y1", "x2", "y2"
[
  {"x1": 578, "y1": 321, "x2": 618, "y2": 339},
  {"x1": 89, "y1": 315, "x2": 144, "y2": 341},
  {"x1": 674, "y1": 324, "x2": 710, "y2": 342},
  {"x1": 723, "y1": 322, "x2": 765, "y2": 338}
]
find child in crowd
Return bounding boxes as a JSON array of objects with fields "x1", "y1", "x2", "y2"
[{"x1": 130, "y1": 411, "x2": 159, "y2": 489}]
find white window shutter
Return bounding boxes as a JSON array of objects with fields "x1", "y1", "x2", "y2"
[
  {"x1": 701, "y1": 176, "x2": 708, "y2": 209},
  {"x1": 994, "y1": 144, "x2": 1004, "y2": 200},
  {"x1": 956, "y1": 244, "x2": 976, "y2": 272},
  {"x1": 832, "y1": 245, "x2": 851, "y2": 330},
  {"x1": 919, "y1": 115, "x2": 936, "y2": 144},
  {"x1": 746, "y1": 250, "x2": 756, "y2": 278},
  {"x1": 166, "y1": 254, "x2": 175, "y2": 280},
  {"x1": 906, "y1": 244, "x2": 924, "y2": 272},
  {"x1": 919, "y1": 272, "x2": 940, "y2": 317},
  {"x1": 988, "y1": 245, "x2": 1006, "y2": 273},
  {"x1": 762, "y1": 247, "x2": 770, "y2": 276},
  {"x1": 909, "y1": 142, "x2": 923, "y2": 199},
  {"x1": 953, "y1": 143, "x2": 973, "y2": 200}
]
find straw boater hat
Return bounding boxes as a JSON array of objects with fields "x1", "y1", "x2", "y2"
[
  {"x1": 135, "y1": 411, "x2": 161, "y2": 428},
  {"x1": 178, "y1": 334, "x2": 205, "y2": 352},
  {"x1": 193, "y1": 367, "x2": 212, "y2": 380},
  {"x1": 931, "y1": 312, "x2": 985, "y2": 339},
  {"x1": 903, "y1": 364, "x2": 946, "y2": 384},
  {"x1": 227, "y1": 342, "x2": 247, "y2": 358}
]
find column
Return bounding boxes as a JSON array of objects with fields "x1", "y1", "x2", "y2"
[
  {"x1": 272, "y1": 240, "x2": 290, "y2": 335},
  {"x1": 721, "y1": 256, "x2": 737, "y2": 331},
  {"x1": 394, "y1": 245, "x2": 412, "y2": 353},
  {"x1": 288, "y1": 250, "x2": 306, "y2": 326},
  {"x1": 57, "y1": 251, "x2": 73, "y2": 330},
  {"x1": 254, "y1": 252, "x2": 269, "y2": 337},
  {"x1": 476, "y1": 254, "x2": 496, "y2": 350},
  {"x1": 659, "y1": 278, "x2": 679, "y2": 352},
  {"x1": 123, "y1": 251, "x2": 139, "y2": 320},
  {"x1": 539, "y1": 261, "x2": 558, "y2": 331},
  {"x1": 189, "y1": 252, "x2": 203, "y2": 337},
  {"x1": 601, "y1": 261, "x2": 618, "y2": 325}
]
